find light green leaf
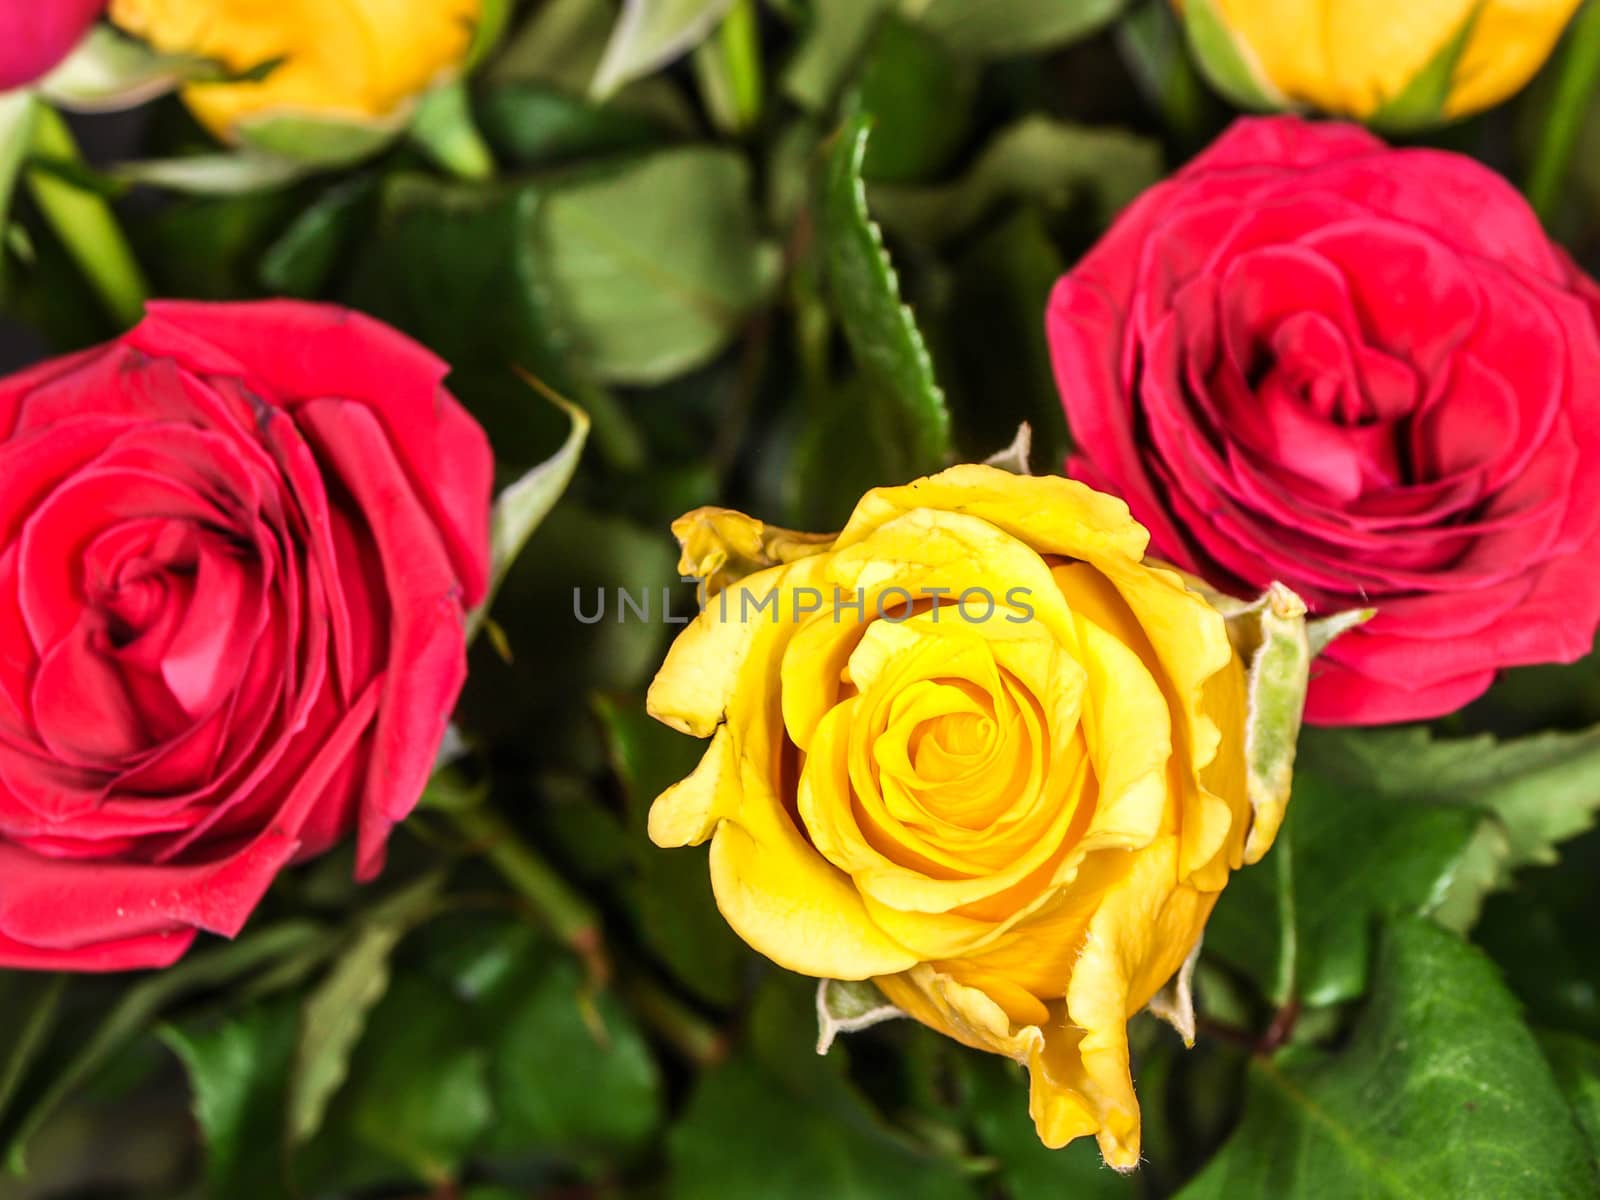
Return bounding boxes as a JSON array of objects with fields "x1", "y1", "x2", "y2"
[
  {"x1": 592, "y1": 0, "x2": 738, "y2": 99},
  {"x1": 235, "y1": 111, "x2": 403, "y2": 167},
  {"x1": 902, "y1": 0, "x2": 1126, "y2": 59},
  {"x1": 286, "y1": 876, "x2": 443, "y2": 1147},
  {"x1": 1298, "y1": 723, "x2": 1600, "y2": 878},
  {"x1": 819, "y1": 116, "x2": 952, "y2": 476},
  {"x1": 0, "y1": 92, "x2": 39, "y2": 290},
  {"x1": 870, "y1": 116, "x2": 1163, "y2": 245},
  {"x1": 537, "y1": 147, "x2": 780, "y2": 385},
  {"x1": 115, "y1": 153, "x2": 310, "y2": 196},
  {"x1": 409, "y1": 81, "x2": 495, "y2": 181},
  {"x1": 38, "y1": 25, "x2": 200, "y2": 112},
  {"x1": 1181, "y1": 920, "x2": 1599, "y2": 1199},
  {"x1": 816, "y1": 979, "x2": 904, "y2": 1054},
  {"x1": 467, "y1": 392, "x2": 590, "y2": 642},
  {"x1": 1177, "y1": 0, "x2": 1287, "y2": 111}
]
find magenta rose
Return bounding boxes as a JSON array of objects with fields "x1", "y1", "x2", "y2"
[
  {"x1": 0, "y1": 302, "x2": 492, "y2": 970},
  {"x1": 1049, "y1": 116, "x2": 1600, "y2": 725},
  {"x1": 0, "y1": 1, "x2": 105, "y2": 91}
]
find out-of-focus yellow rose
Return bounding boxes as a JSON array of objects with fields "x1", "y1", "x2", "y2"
[
  {"x1": 646, "y1": 465, "x2": 1309, "y2": 1167},
  {"x1": 1179, "y1": 0, "x2": 1581, "y2": 124},
  {"x1": 108, "y1": 0, "x2": 480, "y2": 139}
]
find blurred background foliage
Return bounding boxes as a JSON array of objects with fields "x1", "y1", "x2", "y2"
[{"x1": 2, "y1": 0, "x2": 1600, "y2": 1197}]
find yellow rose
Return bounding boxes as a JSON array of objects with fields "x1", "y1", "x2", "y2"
[
  {"x1": 108, "y1": 0, "x2": 480, "y2": 139},
  {"x1": 646, "y1": 465, "x2": 1309, "y2": 1167},
  {"x1": 1179, "y1": 0, "x2": 1581, "y2": 124}
]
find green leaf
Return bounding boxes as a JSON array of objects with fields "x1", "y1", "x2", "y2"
[
  {"x1": 958, "y1": 1055, "x2": 1135, "y2": 1199},
  {"x1": 594, "y1": 694, "x2": 748, "y2": 1006},
  {"x1": 905, "y1": 0, "x2": 1126, "y2": 59},
  {"x1": 667, "y1": 978, "x2": 977, "y2": 1200},
  {"x1": 782, "y1": 0, "x2": 892, "y2": 113},
  {"x1": 536, "y1": 147, "x2": 781, "y2": 385},
  {"x1": 478, "y1": 83, "x2": 671, "y2": 168},
  {"x1": 1206, "y1": 770, "x2": 1491, "y2": 1006},
  {"x1": 592, "y1": 0, "x2": 737, "y2": 99},
  {"x1": 937, "y1": 209, "x2": 1072, "y2": 467},
  {"x1": 0, "y1": 922, "x2": 330, "y2": 1172},
  {"x1": 1369, "y1": 3, "x2": 1483, "y2": 132},
  {"x1": 234, "y1": 111, "x2": 401, "y2": 168},
  {"x1": 1540, "y1": 1031, "x2": 1600, "y2": 1160},
  {"x1": 1474, "y1": 826, "x2": 1600, "y2": 1041},
  {"x1": 39, "y1": 25, "x2": 208, "y2": 112},
  {"x1": 338, "y1": 974, "x2": 493, "y2": 1185},
  {"x1": 479, "y1": 951, "x2": 663, "y2": 1157},
  {"x1": 1177, "y1": 0, "x2": 1287, "y2": 111},
  {"x1": 257, "y1": 175, "x2": 376, "y2": 297},
  {"x1": 409, "y1": 80, "x2": 495, "y2": 181},
  {"x1": 815, "y1": 979, "x2": 903, "y2": 1054},
  {"x1": 286, "y1": 876, "x2": 443, "y2": 1147},
  {"x1": 0, "y1": 975, "x2": 65, "y2": 1121},
  {"x1": 850, "y1": 16, "x2": 977, "y2": 184},
  {"x1": 870, "y1": 116, "x2": 1163, "y2": 246},
  {"x1": 1181, "y1": 920, "x2": 1600, "y2": 1199},
  {"x1": 1298, "y1": 724, "x2": 1600, "y2": 879},
  {"x1": 819, "y1": 116, "x2": 952, "y2": 476},
  {"x1": 467, "y1": 392, "x2": 590, "y2": 642},
  {"x1": 115, "y1": 153, "x2": 310, "y2": 196},
  {"x1": 160, "y1": 999, "x2": 299, "y2": 1200}
]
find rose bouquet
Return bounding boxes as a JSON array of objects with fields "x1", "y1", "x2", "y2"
[{"x1": 0, "y1": 2, "x2": 1597, "y2": 1198}]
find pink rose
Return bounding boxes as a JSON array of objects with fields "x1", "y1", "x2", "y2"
[
  {"x1": 1049, "y1": 117, "x2": 1600, "y2": 724},
  {"x1": 0, "y1": 302, "x2": 492, "y2": 970}
]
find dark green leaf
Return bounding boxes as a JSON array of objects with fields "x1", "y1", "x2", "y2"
[
  {"x1": 0, "y1": 922, "x2": 329, "y2": 1172},
  {"x1": 782, "y1": 0, "x2": 892, "y2": 113},
  {"x1": 819, "y1": 116, "x2": 952, "y2": 477},
  {"x1": 851, "y1": 16, "x2": 977, "y2": 184},
  {"x1": 870, "y1": 116, "x2": 1163, "y2": 246},
  {"x1": 959, "y1": 1054, "x2": 1134, "y2": 1198},
  {"x1": 1206, "y1": 769, "x2": 1490, "y2": 1006},
  {"x1": 257, "y1": 175, "x2": 375, "y2": 297},
  {"x1": 0, "y1": 975, "x2": 65, "y2": 1121},
  {"x1": 160, "y1": 999, "x2": 299, "y2": 1200},
  {"x1": 480, "y1": 952, "x2": 663, "y2": 1157},
  {"x1": 594, "y1": 694, "x2": 749, "y2": 1006},
  {"x1": 479, "y1": 83, "x2": 673, "y2": 168},
  {"x1": 1181, "y1": 919, "x2": 1599, "y2": 1199},
  {"x1": 1540, "y1": 1032, "x2": 1600, "y2": 1161}
]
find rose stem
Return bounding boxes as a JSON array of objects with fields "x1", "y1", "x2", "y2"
[
  {"x1": 447, "y1": 801, "x2": 611, "y2": 986},
  {"x1": 25, "y1": 105, "x2": 148, "y2": 328},
  {"x1": 1526, "y1": 0, "x2": 1600, "y2": 224},
  {"x1": 619, "y1": 969, "x2": 730, "y2": 1067}
]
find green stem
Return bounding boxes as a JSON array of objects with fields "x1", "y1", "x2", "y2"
[
  {"x1": 1526, "y1": 0, "x2": 1600, "y2": 223},
  {"x1": 620, "y1": 971, "x2": 728, "y2": 1067},
  {"x1": 448, "y1": 802, "x2": 609, "y2": 985},
  {"x1": 26, "y1": 106, "x2": 148, "y2": 328}
]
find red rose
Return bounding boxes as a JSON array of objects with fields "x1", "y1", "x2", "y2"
[
  {"x1": 0, "y1": 1, "x2": 105, "y2": 91},
  {"x1": 0, "y1": 302, "x2": 492, "y2": 970},
  {"x1": 1049, "y1": 116, "x2": 1600, "y2": 725}
]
